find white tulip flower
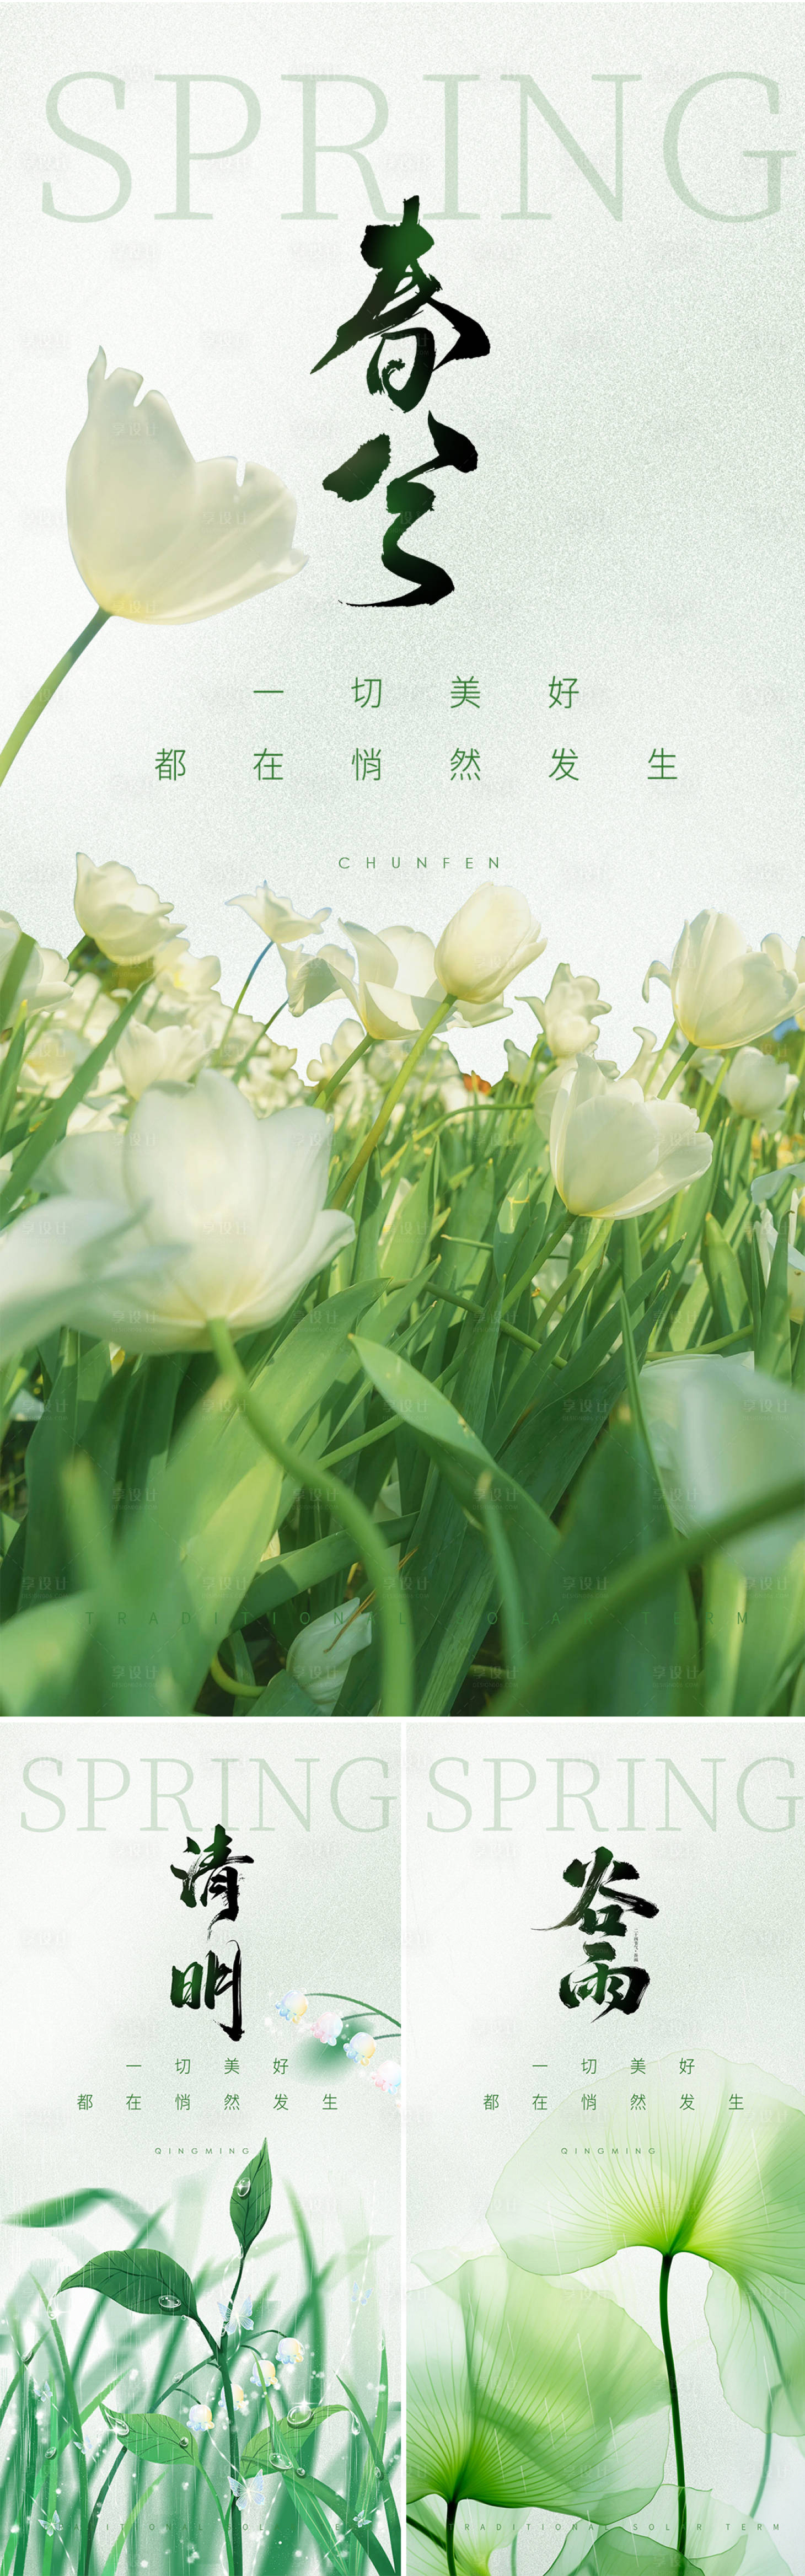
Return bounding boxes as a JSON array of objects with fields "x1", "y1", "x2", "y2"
[
  {"x1": 306, "y1": 1020, "x2": 366, "y2": 1087},
  {"x1": 19, "y1": 1074, "x2": 353, "y2": 1353},
  {"x1": 522, "y1": 961, "x2": 610, "y2": 1058},
  {"x1": 533, "y1": 1060, "x2": 570, "y2": 1142},
  {"x1": 340, "y1": 921, "x2": 443, "y2": 1040},
  {"x1": 761, "y1": 933, "x2": 805, "y2": 1026},
  {"x1": 1, "y1": 910, "x2": 44, "y2": 1007},
  {"x1": 623, "y1": 1026, "x2": 666, "y2": 1093},
  {"x1": 750, "y1": 1163, "x2": 805, "y2": 1215},
  {"x1": 114, "y1": 1015, "x2": 214, "y2": 1101},
  {"x1": 229, "y1": 886, "x2": 330, "y2": 946},
  {"x1": 74, "y1": 851, "x2": 182, "y2": 967},
  {"x1": 434, "y1": 886, "x2": 546, "y2": 1008},
  {"x1": 240, "y1": 1047, "x2": 303, "y2": 1119},
  {"x1": 286, "y1": 1603, "x2": 372, "y2": 1710},
  {"x1": 66, "y1": 348, "x2": 306, "y2": 623},
  {"x1": 59, "y1": 972, "x2": 120, "y2": 1044},
  {"x1": 503, "y1": 1039, "x2": 532, "y2": 1082},
  {"x1": 197, "y1": 999, "x2": 266, "y2": 1066},
  {"x1": 151, "y1": 942, "x2": 221, "y2": 1004},
  {"x1": 549, "y1": 1054, "x2": 712, "y2": 1220},
  {"x1": 17, "y1": 1023, "x2": 92, "y2": 1099},
  {"x1": 0, "y1": 1195, "x2": 165, "y2": 1357},
  {"x1": 645, "y1": 911, "x2": 798, "y2": 1049},
  {"x1": 722, "y1": 1045, "x2": 797, "y2": 1122},
  {"x1": 641, "y1": 1354, "x2": 805, "y2": 1576},
  {"x1": 280, "y1": 942, "x2": 357, "y2": 1018},
  {"x1": 1, "y1": 915, "x2": 73, "y2": 1013}
]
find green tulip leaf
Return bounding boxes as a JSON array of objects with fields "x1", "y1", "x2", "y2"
[
  {"x1": 230, "y1": 2138, "x2": 272, "y2": 2252},
  {"x1": 407, "y1": 2250, "x2": 669, "y2": 2521},
  {"x1": 58, "y1": 2249, "x2": 198, "y2": 2322},
  {"x1": 487, "y1": 2053, "x2": 805, "y2": 2440},
  {"x1": 353, "y1": 1337, "x2": 490, "y2": 1468},
  {"x1": 100, "y1": 2406, "x2": 199, "y2": 2467}
]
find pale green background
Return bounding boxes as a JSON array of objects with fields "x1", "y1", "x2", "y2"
[
  {"x1": 0, "y1": 1719, "x2": 400, "y2": 2562},
  {"x1": 0, "y1": 4, "x2": 802, "y2": 1078},
  {"x1": 407, "y1": 1715, "x2": 805, "y2": 2569}
]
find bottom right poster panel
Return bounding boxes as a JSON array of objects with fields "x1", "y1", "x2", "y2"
[{"x1": 406, "y1": 1719, "x2": 804, "y2": 2576}]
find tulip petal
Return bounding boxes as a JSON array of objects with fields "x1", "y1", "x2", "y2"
[
  {"x1": 67, "y1": 350, "x2": 305, "y2": 624},
  {"x1": 640, "y1": 1357, "x2": 805, "y2": 1577},
  {"x1": 670, "y1": 913, "x2": 797, "y2": 1049}
]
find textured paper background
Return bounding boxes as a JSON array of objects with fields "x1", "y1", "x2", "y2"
[
  {"x1": 407, "y1": 1716, "x2": 805, "y2": 2569},
  {"x1": 0, "y1": 1720, "x2": 401, "y2": 2453},
  {"x1": 1, "y1": 4, "x2": 801, "y2": 1079}
]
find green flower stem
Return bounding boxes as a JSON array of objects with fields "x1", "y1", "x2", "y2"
[
  {"x1": 250, "y1": 2353, "x2": 276, "y2": 2438},
  {"x1": 700, "y1": 1055, "x2": 731, "y2": 1128},
  {"x1": 657, "y1": 1037, "x2": 696, "y2": 1099},
  {"x1": 0, "y1": 607, "x2": 110, "y2": 789},
  {"x1": 312, "y1": 1029, "x2": 377, "y2": 1109},
  {"x1": 445, "y1": 2498, "x2": 459, "y2": 2576},
  {"x1": 650, "y1": 1022, "x2": 679, "y2": 1083},
  {"x1": 308, "y1": 1989, "x2": 401, "y2": 2031},
  {"x1": 229, "y1": 999, "x2": 289, "y2": 1089},
  {"x1": 216, "y1": 2351, "x2": 243, "y2": 2576},
  {"x1": 744, "y1": 2285, "x2": 786, "y2": 2517},
  {"x1": 525, "y1": 1221, "x2": 609, "y2": 1337},
  {"x1": 83, "y1": 2443, "x2": 127, "y2": 2574},
  {"x1": 208, "y1": 1318, "x2": 414, "y2": 1716},
  {"x1": 785, "y1": 1031, "x2": 805, "y2": 1134},
  {"x1": 491, "y1": 1472, "x2": 804, "y2": 1714},
  {"x1": 750, "y1": 2394, "x2": 775, "y2": 2520},
  {"x1": 659, "y1": 2256, "x2": 686, "y2": 2561},
  {"x1": 210, "y1": 1648, "x2": 261, "y2": 1701},
  {"x1": 414, "y1": 1278, "x2": 545, "y2": 1358},
  {"x1": 198, "y1": 2458, "x2": 235, "y2": 2576},
  {"x1": 645, "y1": 1326, "x2": 753, "y2": 1359},
  {"x1": 501, "y1": 1209, "x2": 572, "y2": 1315},
  {"x1": 219, "y1": 2251, "x2": 247, "y2": 2351},
  {"x1": 215, "y1": 942, "x2": 274, "y2": 1063},
  {"x1": 331, "y1": 996, "x2": 453, "y2": 1209}
]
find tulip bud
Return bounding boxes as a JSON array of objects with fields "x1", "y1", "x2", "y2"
[
  {"x1": 286, "y1": 1605, "x2": 372, "y2": 1712},
  {"x1": 434, "y1": 888, "x2": 545, "y2": 1006},
  {"x1": 67, "y1": 348, "x2": 305, "y2": 624},
  {"x1": 549, "y1": 1055, "x2": 712, "y2": 1220},
  {"x1": 722, "y1": 1046, "x2": 795, "y2": 1121}
]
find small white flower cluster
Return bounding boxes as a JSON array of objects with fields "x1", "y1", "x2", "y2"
[{"x1": 275, "y1": 1990, "x2": 401, "y2": 2101}]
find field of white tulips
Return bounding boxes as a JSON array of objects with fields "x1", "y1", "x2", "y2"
[
  {"x1": 1, "y1": 349, "x2": 803, "y2": 1715},
  {"x1": 2, "y1": 864, "x2": 803, "y2": 1718}
]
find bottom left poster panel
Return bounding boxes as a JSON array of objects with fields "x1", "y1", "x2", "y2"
[{"x1": 0, "y1": 1720, "x2": 401, "y2": 2576}]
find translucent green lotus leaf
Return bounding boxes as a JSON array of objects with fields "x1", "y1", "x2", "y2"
[
  {"x1": 487, "y1": 2054, "x2": 805, "y2": 2438},
  {"x1": 546, "y1": 2527, "x2": 691, "y2": 2575},
  {"x1": 407, "y1": 2496, "x2": 529, "y2": 2576},
  {"x1": 546, "y1": 2489, "x2": 792, "y2": 2576},
  {"x1": 704, "y1": 2262, "x2": 804, "y2": 2438},
  {"x1": 407, "y1": 2251, "x2": 669, "y2": 2519}
]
